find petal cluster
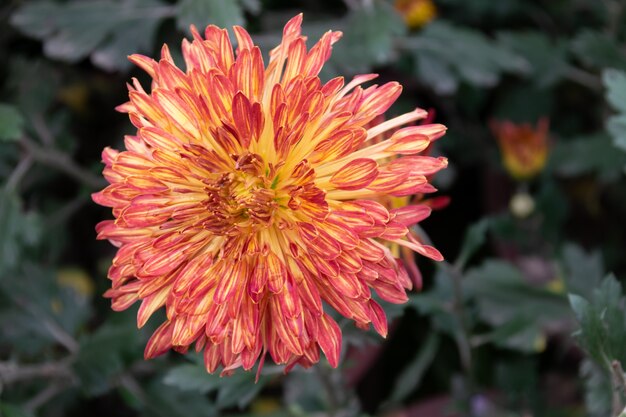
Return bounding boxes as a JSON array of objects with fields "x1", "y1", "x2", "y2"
[{"x1": 93, "y1": 14, "x2": 447, "y2": 375}]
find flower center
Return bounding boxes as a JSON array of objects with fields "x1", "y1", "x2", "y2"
[{"x1": 202, "y1": 152, "x2": 278, "y2": 235}]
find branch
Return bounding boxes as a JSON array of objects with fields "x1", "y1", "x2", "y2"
[
  {"x1": 47, "y1": 193, "x2": 90, "y2": 227},
  {"x1": 0, "y1": 360, "x2": 73, "y2": 385},
  {"x1": 11, "y1": 296, "x2": 80, "y2": 354},
  {"x1": 41, "y1": 316, "x2": 80, "y2": 354},
  {"x1": 5, "y1": 154, "x2": 34, "y2": 192},
  {"x1": 32, "y1": 113, "x2": 55, "y2": 147},
  {"x1": 565, "y1": 66, "x2": 603, "y2": 92},
  {"x1": 443, "y1": 261, "x2": 473, "y2": 376},
  {"x1": 314, "y1": 366, "x2": 342, "y2": 417},
  {"x1": 20, "y1": 136, "x2": 106, "y2": 190},
  {"x1": 24, "y1": 381, "x2": 71, "y2": 413},
  {"x1": 612, "y1": 360, "x2": 626, "y2": 417}
]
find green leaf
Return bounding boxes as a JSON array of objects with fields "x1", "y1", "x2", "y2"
[
  {"x1": 283, "y1": 368, "x2": 344, "y2": 413},
  {"x1": 569, "y1": 274, "x2": 626, "y2": 369},
  {"x1": 332, "y1": 1, "x2": 406, "y2": 73},
  {"x1": 464, "y1": 260, "x2": 570, "y2": 326},
  {"x1": 163, "y1": 363, "x2": 268, "y2": 410},
  {"x1": 0, "y1": 104, "x2": 24, "y2": 142},
  {"x1": 414, "y1": 50, "x2": 458, "y2": 95},
  {"x1": 143, "y1": 380, "x2": 217, "y2": 417},
  {"x1": 0, "y1": 404, "x2": 34, "y2": 417},
  {"x1": 534, "y1": 179, "x2": 569, "y2": 242},
  {"x1": 494, "y1": 357, "x2": 539, "y2": 406},
  {"x1": 73, "y1": 322, "x2": 140, "y2": 396},
  {"x1": 7, "y1": 58, "x2": 60, "y2": 114},
  {"x1": 0, "y1": 188, "x2": 41, "y2": 270},
  {"x1": 177, "y1": 0, "x2": 243, "y2": 32},
  {"x1": 580, "y1": 359, "x2": 612, "y2": 417},
  {"x1": 607, "y1": 114, "x2": 626, "y2": 151},
  {"x1": 216, "y1": 371, "x2": 269, "y2": 409},
  {"x1": 386, "y1": 333, "x2": 439, "y2": 404},
  {"x1": 568, "y1": 294, "x2": 589, "y2": 323},
  {"x1": 163, "y1": 364, "x2": 221, "y2": 393},
  {"x1": 497, "y1": 31, "x2": 568, "y2": 88},
  {"x1": 408, "y1": 22, "x2": 528, "y2": 93},
  {"x1": 239, "y1": 0, "x2": 261, "y2": 14},
  {"x1": 603, "y1": 69, "x2": 626, "y2": 113},
  {"x1": 11, "y1": 0, "x2": 170, "y2": 71},
  {"x1": 491, "y1": 83, "x2": 553, "y2": 122},
  {"x1": 474, "y1": 316, "x2": 545, "y2": 353},
  {"x1": 549, "y1": 133, "x2": 626, "y2": 180},
  {"x1": 459, "y1": 261, "x2": 569, "y2": 353},
  {"x1": 91, "y1": 7, "x2": 164, "y2": 72},
  {"x1": 8, "y1": 1, "x2": 59, "y2": 38},
  {"x1": 561, "y1": 243, "x2": 604, "y2": 299},
  {"x1": 409, "y1": 267, "x2": 466, "y2": 337},
  {"x1": 572, "y1": 31, "x2": 626, "y2": 71},
  {"x1": 456, "y1": 219, "x2": 490, "y2": 269},
  {"x1": 604, "y1": 68, "x2": 626, "y2": 158},
  {"x1": 435, "y1": 0, "x2": 522, "y2": 19}
]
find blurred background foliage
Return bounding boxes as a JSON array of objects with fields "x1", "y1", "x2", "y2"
[{"x1": 2, "y1": 0, "x2": 626, "y2": 416}]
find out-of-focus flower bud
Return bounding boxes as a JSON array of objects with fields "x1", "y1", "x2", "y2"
[
  {"x1": 491, "y1": 118, "x2": 549, "y2": 181},
  {"x1": 509, "y1": 191, "x2": 535, "y2": 218},
  {"x1": 395, "y1": 0, "x2": 437, "y2": 29}
]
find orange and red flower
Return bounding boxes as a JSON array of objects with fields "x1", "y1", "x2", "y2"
[
  {"x1": 367, "y1": 111, "x2": 448, "y2": 290},
  {"x1": 93, "y1": 14, "x2": 447, "y2": 376},
  {"x1": 491, "y1": 118, "x2": 549, "y2": 181}
]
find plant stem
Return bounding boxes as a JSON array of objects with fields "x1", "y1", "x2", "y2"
[
  {"x1": 24, "y1": 381, "x2": 70, "y2": 412},
  {"x1": 315, "y1": 366, "x2": 341, "y2": 417},
  {"x1": 5, "y1": 154, "x2": 34, "y2": 192},
  {"x1": 565, "y1": 66, "x2": 603, "y2": 92},
  {"x1": 32, "y1": 113, "x2": 55, "y2": 147},
  {"x1": 0, "y1": 360, "x2": 73, "y2": 385},
  {"x1": 21, "y1": 136, "x2": 106, "y2": 190},
  {"x1": 446, "y1": 261, "x2": 473, "y2": 377},
  {"x1": 12, "y1": 296, "x2": 80, "y2": 353},
  {"x1": 611, "y1": 360, "x2": 626, "y2": 416},
  {"x1": 413, "y1": 226, "x2": 474, "y2": 393},
  {"x1": 47, "y1": 193, "x2": 90, "y2": 227}
]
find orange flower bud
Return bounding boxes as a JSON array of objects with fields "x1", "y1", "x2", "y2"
[
  {"x1": 395, "y1": 0, "x2": 437, "y2": 29},
  {"x1": 491, "y1": 118, "x2": 549, "y2": 181}
]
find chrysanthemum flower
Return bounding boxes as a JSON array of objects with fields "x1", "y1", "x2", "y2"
[
  {"x1": 366, "y1": 111, "x2": 448, "y2": 291},
  {"x1": 491, "y1": 118, "x2": 549, "y2": 181},
  {"x1": 93, "y1": 14, "x2": 448, "y2": 375}
]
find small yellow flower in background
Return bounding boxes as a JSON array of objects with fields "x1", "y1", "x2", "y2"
[
  {"x1": 545, "y1": 277, "x2": 566, "y2": 295},
  {"x1": 53, "y1": 267, "x2": 95, "y2": 313},
  {"x1": 491, "y1": 118, "x2": 549, "y2": 181},
  {"x1": 250, "y1": 397, "x2": 282, "y2": 415},
  {"x1": 57, "y1": 267, "x2": 95, "y2": 298},
  {"x1": 93, "y1": 14, "x2": 448, "y2": 376},
  {"x1": 57, "y1": 83, "x2": 90, "y2": 114},
  {"x1": 395, "y1": 0, "x2": 437, "y2": 29}
]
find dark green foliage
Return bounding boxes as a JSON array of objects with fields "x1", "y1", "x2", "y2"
[
  {"x1": 11, "y1": 0, "x2": 172, "y2": 71},
  {"x1": 176, "y1": 0, "x2": 244, "y2": 33},
  {"x1": 2, "y1": 0, "x2": 626, "y2": 416}
]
